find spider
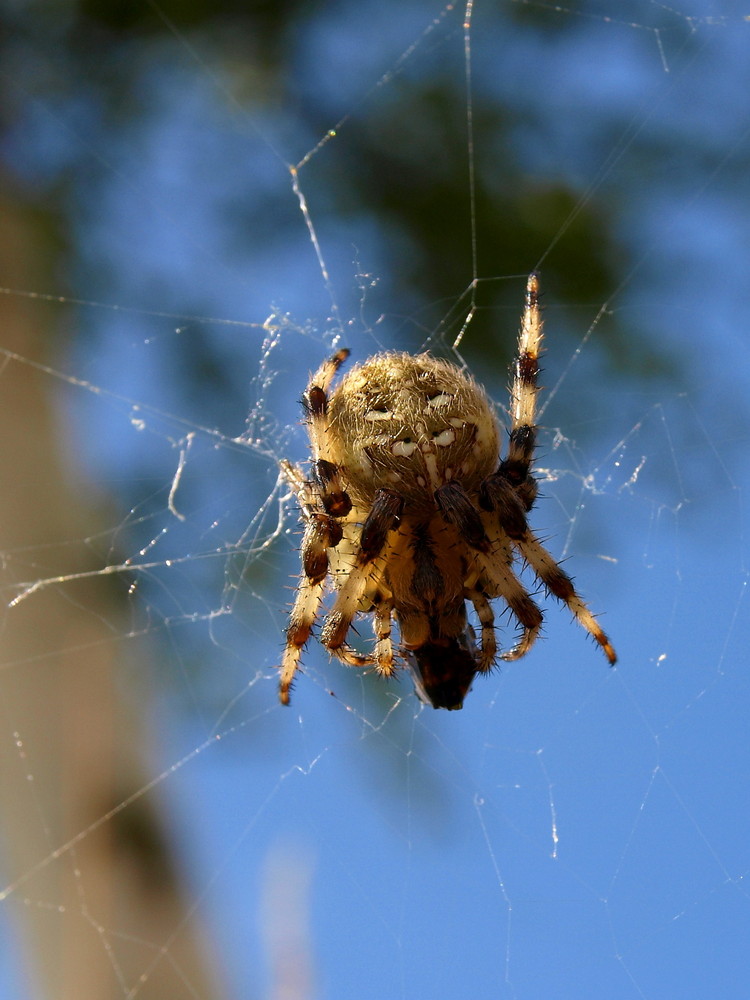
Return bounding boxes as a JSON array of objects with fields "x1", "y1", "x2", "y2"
[{"x1": 279, "y1": 273, "x2": 616, "y2": 709}]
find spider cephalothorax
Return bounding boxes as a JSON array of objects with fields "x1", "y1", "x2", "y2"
[{"x1": 279, "y1": 273, "x2": 616, "y2": 709}]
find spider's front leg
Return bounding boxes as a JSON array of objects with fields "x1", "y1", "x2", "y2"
[
  {"x1": 320, "y1": 489, "x2": 403, "y2": 674},
  {"x1": 472, "y1": 532, "x2": 544, "y2": 662},
  {"x1": 372, "y1": 596, "x2": 396, "y2": 677},
  {"x1": 480, "y1": 479, "x2": 616, "y2": 665},
  {"x1": 433, "y1": 479, "x2": 540, "y2": 665},
  {"x1": 278, "y1": 462, "x2": 346, "y2": 704},
  {"x1": 279, "y1": 351, "x2": 360, "y2": 703},
  {"x1": 515, "y1": 532, "x2": 617, "y2": 665}
]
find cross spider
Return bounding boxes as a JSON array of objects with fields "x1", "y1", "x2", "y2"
[{"x1": 279, "y1": 273, "x2": 616, "y2": 709}]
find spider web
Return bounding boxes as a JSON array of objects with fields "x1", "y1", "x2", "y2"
[{"x1": 1, "y1": 1, "x2": 749, "y2": 998}]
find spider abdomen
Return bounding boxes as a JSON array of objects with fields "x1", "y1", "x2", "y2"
[{"x1": 327, "y1": 352, "x2": 500, "y2": 508}]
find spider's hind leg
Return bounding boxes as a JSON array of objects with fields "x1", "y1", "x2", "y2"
[
  {"x1": 304, "y1": 349, "x2": 354, "y2": 519},
  {"x1": 502, "y1": 272, "x2": 543, "y2": 487}
]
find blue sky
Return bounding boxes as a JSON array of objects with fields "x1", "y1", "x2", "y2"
[{"x1": 2, "y1": 2, "x2": 749, "y2": 998}]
